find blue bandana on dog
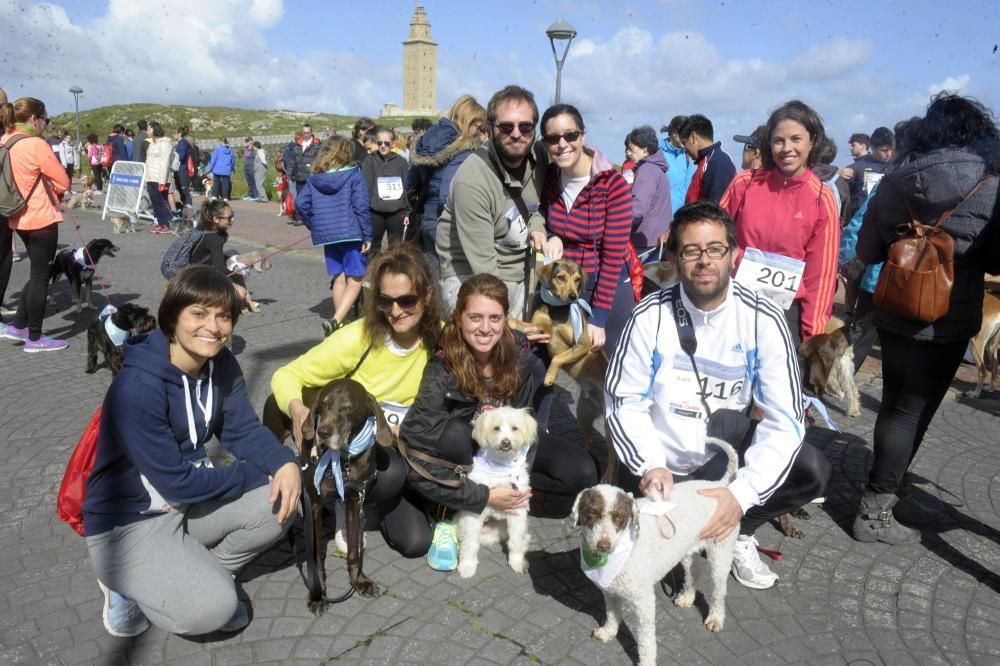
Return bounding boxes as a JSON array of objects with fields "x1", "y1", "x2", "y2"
[
  {"x1": 313, "y1": 417, "x2": 376, "y2": 499},
  {"x1": 539, "y1": 283, "x2": 592, "y2": 345},
  {"x1": 98, "y1": 304, "x2": 129, "y2": 347}
]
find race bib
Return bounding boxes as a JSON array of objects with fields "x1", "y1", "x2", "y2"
[
  {"x1": 379, "y1": 401, "x2": 409, "y2": 429},
  {"x1": 735, "y1": 247, "x2": 805, "y2": 310},
  {"x1": 863, "y1": 171, "x2": 884, "y2": 195},
  {"x1": 377, "y1": 176, "x2": 404, "y2": 201},
  {"x1": 668, "y1": 355, "x2": 747, "y2": 421},
  {"x1": 622, "y1": 169, "x2": 634, "y2": 185},
  {"x1": 497, "y1": 203, "x2": 530, "y2": 251}
]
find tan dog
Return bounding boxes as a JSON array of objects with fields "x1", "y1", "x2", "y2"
[
  {"x1": 798, "y1": 315, "x2": 861, "y2": 418},
  {"x1": 65, "y1": 190, "x2": 95, "y2": 209},
  {"x1": 965, "y1": 291, "x2": 1000, "y2": 398},
  {"x1": 512, "y1": 259, "x2": 615, "y2": 481},
  {"x1": 109, "y1": 213, "x2": 136, "y2": 234}
]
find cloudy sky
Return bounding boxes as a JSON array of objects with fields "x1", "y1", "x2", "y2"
[{"x1": 4, "y1": 0, "x2": 998, "y2": 163}]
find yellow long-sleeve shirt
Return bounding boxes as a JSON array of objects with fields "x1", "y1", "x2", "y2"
[{"x1": 270, "y1": 319, "x2": 432, "y2": 416}]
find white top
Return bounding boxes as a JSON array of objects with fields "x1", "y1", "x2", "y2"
[
  {"x1": 559, "y1": 173, "x2": 590, "y2": 212},
  {"x1": 604, "y1": 281, "x2": 805, "y2": 513}
]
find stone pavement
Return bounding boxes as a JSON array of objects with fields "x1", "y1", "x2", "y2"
[{"x1": 1, "y1": 202, "x2": 999, "y2": 665}]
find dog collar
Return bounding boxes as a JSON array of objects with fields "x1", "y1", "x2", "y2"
[
  {"x1": 72, "y1": 247, "x2": 95, "y2": 271},
  {"x1": 98, "y1": 304, "x2": 129, "y2": 347},
  {"x1": 313, "y1": 417, "x2": 376, "y2": 500},
  {"x1": 539, "y1": 284, "x2": 593, "y2": 345}
]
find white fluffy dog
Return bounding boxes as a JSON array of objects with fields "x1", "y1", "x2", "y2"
[
  {"x1": 570, "y1": 437, "x2": 740, "y2": 666},
  {"x1": 456, "y1": 406, "x2": 538, "y2": 579}
]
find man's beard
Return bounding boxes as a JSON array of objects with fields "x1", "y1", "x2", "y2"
[
  {"x1": 682, "y1": 272, "x2": 730, "y2": 310},
  {"x1": 494, "y1": 135, "x2": 533, "y2": 167}
]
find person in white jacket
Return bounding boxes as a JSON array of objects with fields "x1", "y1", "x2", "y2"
[
  {"x1": 605, "y1": 200, "x2": 830, "y2": 590},
  {"x1": 144, "y1": 122, "x2": 175, "y2": 233}
]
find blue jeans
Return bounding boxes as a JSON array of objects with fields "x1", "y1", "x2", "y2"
[
  {"x1": 244, "y1": 166, "x2": 258, "y2": 199},
  {"x1": 146, "y1": 182, "x2": 171, "y2": 225}
]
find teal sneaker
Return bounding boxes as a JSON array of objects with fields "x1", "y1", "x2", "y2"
[{"x1": 427, "y1": 520, "x2": 458, "y2": 571}]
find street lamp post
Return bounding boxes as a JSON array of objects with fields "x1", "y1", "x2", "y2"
[
  {"x1": 546, "y1": 20, "x2": 577, "y2": 104},
  {"x1": 69, "y1": 85, "x2": 83, "y2": 151}
]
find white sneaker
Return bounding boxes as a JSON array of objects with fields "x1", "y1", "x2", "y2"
[{"x1": 730, "y1": 535, "x2": 779, "y2": 589}]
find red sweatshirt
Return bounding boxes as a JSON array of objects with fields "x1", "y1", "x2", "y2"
[
  {"x1": 721, "y1": 167, "x2": 840, "y2": 339},
  {"x1": 541, "y1": 154, "x2": 633, "y2": 328}
]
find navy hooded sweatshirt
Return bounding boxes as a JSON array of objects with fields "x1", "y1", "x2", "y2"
[
  {"x1": 82, "y1": 329, "x2": 295, "y2": 536},
  {"x1": 295, "y1": 167, "x2": 373, "y2": 246}
]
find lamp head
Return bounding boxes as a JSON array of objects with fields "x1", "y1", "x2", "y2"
[{"x1": 546, "y1": 19, "x2": 577, "y2": 42}]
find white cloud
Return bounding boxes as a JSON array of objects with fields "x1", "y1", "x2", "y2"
[{"x1": 928, "y1": 74, "x2": 970, "y2": 96}]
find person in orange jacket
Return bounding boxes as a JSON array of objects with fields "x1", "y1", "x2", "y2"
[{"x1": 0, "y1": 96, "x2": 71, "y2": 351}]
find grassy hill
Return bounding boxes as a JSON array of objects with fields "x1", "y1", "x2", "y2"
[{"x1": 48, "y1": 103, "x2": 437, "y2": 141}]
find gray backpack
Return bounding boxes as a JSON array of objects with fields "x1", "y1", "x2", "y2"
[
  {"x1": 160, "y1": 231, "x2": 209, "y2": 279},
  {"x1": 0, "y1": 135, "x2": 45, "y2": 218}
]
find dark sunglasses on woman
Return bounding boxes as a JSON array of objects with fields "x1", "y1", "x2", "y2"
[
  {"x1": 541, "y1": 130, "x2": 582, "y2": 146},
  {"x1": 375, "y1": 293, "x2": 420, "y2": 312}
]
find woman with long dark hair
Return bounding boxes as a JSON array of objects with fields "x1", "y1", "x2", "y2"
[
  {"x1": 721, "y1": 99, "x2": 841, "y2": 346},
  {"x1": 400, "y1": 274, "x2": 598, "y2": 570},
  {"x1": 0, "y1": 96, "x2": 71, "y2": 351},
  {"x1": 852, "y1": 93, "x2": 1000, "y2": 544}
]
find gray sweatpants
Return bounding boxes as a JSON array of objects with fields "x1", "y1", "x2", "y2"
[
  {"x1": 440, "y1": 274, "x2": 526, "y2": 319},
  {"x1": 85, "y1": 485, "x2": 289, "y2": 635}
]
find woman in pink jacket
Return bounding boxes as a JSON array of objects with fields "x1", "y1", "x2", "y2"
[{"x1": 0, "y1": 96, "x2": 71, "y2": 351}]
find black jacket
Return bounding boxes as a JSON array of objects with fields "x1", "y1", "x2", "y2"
[
  {"x1": 857, "y1": 148, "x2": 999, "y2": 343},
  {"x1": 289, "y1": 137, "x2": 322, "y2": 183},
  {"x1": 361, "y1": 151, "x2": 409, "y2": 214},
  {"x1": 399, "y1": 332, "x2": 541, "y2": 512}
]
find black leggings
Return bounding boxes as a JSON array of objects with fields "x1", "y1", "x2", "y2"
[
  {"x1": 617, "y1": 421, "x2": 831, "y2": 535},
  {"x1": 90, "y1": 164, "x2": 104, "y2": 192},
  {"x1": 13, "y1": 224, "x2": 59, "y2": 340},
  {"x1": 867, "y1": 329, "x2": 968, "y2": 494},
  {"x1": 369, "y1": 210, "x2": 412, "y2": 255},
  {"x1": 0, "y1": 219, "x2": 12, "y2": 312},
  {"x1": 388, "y1": 416, "x2": 600, "y2": 557},
  {"x1": 363, "y1": 447, "x2": 433, "y2": 558}
]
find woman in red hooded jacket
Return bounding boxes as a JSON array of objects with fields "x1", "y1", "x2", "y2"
[{"x1": 721, "y1": 100, "x2": 840, "y2": 345}]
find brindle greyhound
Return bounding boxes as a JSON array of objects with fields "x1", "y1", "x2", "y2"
[{"x1": 262, "y1": 379, "x2": 393, "y2": 615}]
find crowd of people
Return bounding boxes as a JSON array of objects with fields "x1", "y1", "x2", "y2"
[{"x1": 2, "y1": 81, "x2": 999, "y2": 640}]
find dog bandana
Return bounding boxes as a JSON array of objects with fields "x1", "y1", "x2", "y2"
[
  {"x1": 98, "y1": 304, "x2": 129, "y2": 347},
  {"x1": 580, "y1": 500, "x2": 679, "y2": 589},
  {"x1": 803, "y1": 395, "x2": 838, "y2": 431},
  {"x1": 539, "y1": 283, "x2": 593, "y2": 345},
  {"x1": 313, "y1": 417, "x2": 376, "y2": 500},
  {"x1": 72, "y1": 247, "x2": 95, "y2": 270},
  {"x1": 471, "y1": 445, "x2": 532, "y2": 488}
]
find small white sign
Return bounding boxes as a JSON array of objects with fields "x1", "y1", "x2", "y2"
[
  {"x1": 376, "y1": 176, "x2": 403, "y2": 200},
  {"x1": 735, "y1": 247, "x2": 805, "y2": 310}
]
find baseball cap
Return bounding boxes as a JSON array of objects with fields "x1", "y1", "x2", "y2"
[{"x1": 734, "y1": 125, "x2": 768, "y2": 150}]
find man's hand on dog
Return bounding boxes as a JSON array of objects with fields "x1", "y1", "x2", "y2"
[
  {"x1": 697, "y1": 488, "x2": 744, "y2": 543},
  {"x1": 522, "y1": 324, "x2": 551, "y2": 345},
  {"x1": 488, "y1": 486, "x2": 532, "y2": 513},
  {"x1": 289, "y1": 399, "x2": 310, "y2": 452},
  {"x1": 640, "y1": 468, "x2": 674, "y2": 500},
  {"x1": 540, "y1": 235, "x2": 563, "y2": 262},
  {"x1": 269, "y1": 462, "x2": 302, "y2": 524}
]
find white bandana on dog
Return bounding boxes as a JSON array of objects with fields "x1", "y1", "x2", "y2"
[
  {"x1": 98, "y1": 304, "x2": 129, "y2": 347},
  {"x1": 471, "y1": 445, "x2": 531, "y2": 488},
  {"x1": 72, "y1": 247, "x2": 95, "y2": 270},
  {"x1": 581, "y1": 500, "x2": 679, "y2": 589}
]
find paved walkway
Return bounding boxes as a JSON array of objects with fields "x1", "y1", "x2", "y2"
[{"x1": 1, "y1": 202, "x2": 998, "y2": 665}]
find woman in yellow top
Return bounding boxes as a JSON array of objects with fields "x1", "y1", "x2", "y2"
[{"x1": 271, "y1": 244, "x2": 442, "y2": 556}]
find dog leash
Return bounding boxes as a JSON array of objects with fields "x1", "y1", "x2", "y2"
[{"x1": 225, "y1": 233, "x2": 312, "y2": 278}]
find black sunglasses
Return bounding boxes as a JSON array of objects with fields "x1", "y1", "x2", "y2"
[
  {"x1": 375, "y1": 293, "x2": 420, "y2": 312},
  {"x1": 541, "y1": 130, "x2": 582, "y2": 146},
  {"x1": 493, "y1": 121, "x2": 535, "y2": 136},
  {"x1": 376, "y1": 141, "x2": 392, "y2": 147}
]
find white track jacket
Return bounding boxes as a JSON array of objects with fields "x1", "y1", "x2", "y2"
[{"x1": 605, "y1": 281, "x2": 805, "y2": 513}]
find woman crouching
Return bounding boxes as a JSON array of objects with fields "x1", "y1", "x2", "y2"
[
  {"x1": 83, "y1": 265, "x2": 300, "y2": 637},
  {"x1": 401, "y1": 273, "x2": 599, "y2": 570}
]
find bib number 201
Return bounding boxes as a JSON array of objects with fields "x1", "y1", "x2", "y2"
[{"x1": 756, "y1": 266, "x2": 800, "y2": 293}]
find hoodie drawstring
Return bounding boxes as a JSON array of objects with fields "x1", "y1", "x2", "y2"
[{"x1": 181, "y1": 360, "x2": 214, "y2": 448}]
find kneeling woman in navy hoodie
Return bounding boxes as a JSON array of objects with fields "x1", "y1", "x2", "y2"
[{"x1": 83, "y1": 265, "x2": 300, "y2": 637}]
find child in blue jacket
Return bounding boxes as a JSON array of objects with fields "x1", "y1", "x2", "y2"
[{"x1": 295, "y1": 136, "x2": 372, "y2": 335}]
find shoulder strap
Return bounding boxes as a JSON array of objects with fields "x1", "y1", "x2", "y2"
[
  {"x1": 2, "y1": 135, "x2": 45, "y2": 203},
  {"x1": 396, "y1": 437, "x2": 472, "y2": 488},
  {"x1": 474, "y1": 146, "x2": 531, "y2": 224},
  {"x1": 668, "y1": 284, "x2": 713, "y2": 418},
  {"x1": 908, "y1": 174, "x2": 995, "y2": 229},
  {"x1": 345, "y1": 345, "x2": 372, "y2": 378}
]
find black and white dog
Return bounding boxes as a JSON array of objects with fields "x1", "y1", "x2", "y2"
[
  {"x1": 49, "y1": 239, "x2": 119, "y2": 312},
  {"x1": 85, "y1": 304, "x2": 158, "y2": 375}
]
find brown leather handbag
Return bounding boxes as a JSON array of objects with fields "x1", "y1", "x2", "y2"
[{"x1": 874, "y1": 176, "x2": 992, "y2": 324}]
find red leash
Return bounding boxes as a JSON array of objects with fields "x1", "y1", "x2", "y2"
[{"x1": 63, "y1": 205, "x2": 113, "y2": 307}]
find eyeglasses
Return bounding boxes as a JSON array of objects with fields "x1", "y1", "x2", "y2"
[
  {"x1": 493, "y1": 121, "x2": 536, "y2": 136},
  {"x1": 376, "y1": 141, "x2": 392, "y2": 147},
  {"x1": 217, "y1": 213, "x2": 235, "y2": 222},
  {"x1": 677, "y1": 245, "x2": 731, "y2": 262},
  {"x1": 541, "y1": 130, "x2": 582, "y2": 146},
  {"x1": 375, "y1": 293, "x2": 420, "y2": 312}
]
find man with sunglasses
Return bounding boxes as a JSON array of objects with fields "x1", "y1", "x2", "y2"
[
  {"x1": 606, "y1": 201, "x2": 830, "y2": 591},
  {"x1": 435, "y1": 85, "x2": 548, "y2": 317},
  {"x1": 289, "y1": 124, "x2": 322, "y2": 199}
]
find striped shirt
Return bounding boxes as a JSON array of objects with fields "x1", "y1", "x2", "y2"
[{"x1": 540, "y1": 155, "x2": 633, "y2": 328}]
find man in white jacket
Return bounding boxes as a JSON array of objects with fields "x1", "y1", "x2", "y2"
[{"x1": 605, "y1": 200, "x2": 830, "y2": 589}]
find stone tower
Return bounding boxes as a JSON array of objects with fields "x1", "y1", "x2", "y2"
[{"x1": 402, "y1": 3, "x2": 436, "y2": 113}]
